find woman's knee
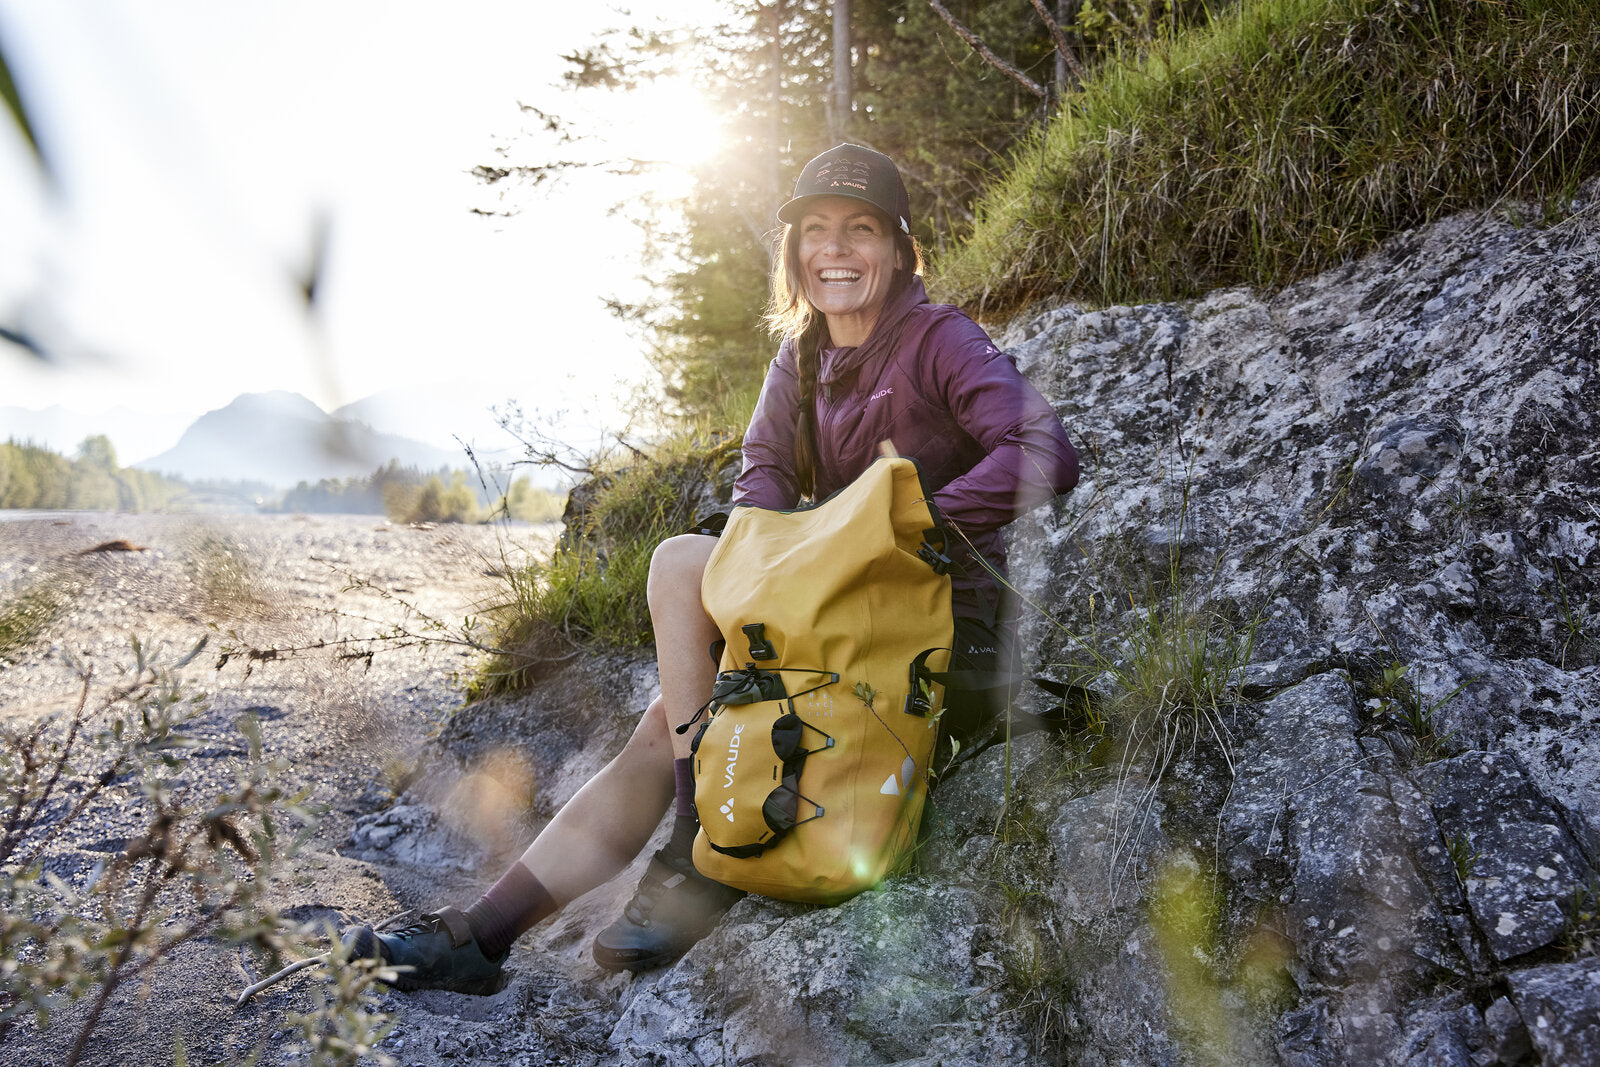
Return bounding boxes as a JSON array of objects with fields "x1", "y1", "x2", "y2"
[
  {"x1": 640, "y1": 695, "x2": 667, "y2": 731},
  {"x1": 623, "y1": 696, "x2": 673, "y2": 756},
  {"x1": 647, "y1": 534, "x2": 716, "y2": 605}
]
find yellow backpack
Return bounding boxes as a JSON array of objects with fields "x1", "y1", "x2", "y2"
[{"x1": 689, "y1": 456, "x2": 953, "y2": 904}]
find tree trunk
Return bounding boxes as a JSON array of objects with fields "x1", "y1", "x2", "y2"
[
  {"x1": 829, "y1": 0, "x2": 852, "y2": 144},
  {"x1": 1054, "y1": 1, "x2": 1070, "y2": 89},
  {"x1": 1030, "y1": 0, "x2": 1087, "y2": 94},
  {"x1": 768, "y1": 2, "x2": 784, "y2": 202}
]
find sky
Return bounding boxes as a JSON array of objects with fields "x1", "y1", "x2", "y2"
[{"x1": 0, "y1": 0, "x2": 727, "y2": 465}]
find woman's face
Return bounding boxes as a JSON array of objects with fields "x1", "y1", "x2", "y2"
[{"x1": 795, "y1": 196, "x2": 904, "y2": 348}]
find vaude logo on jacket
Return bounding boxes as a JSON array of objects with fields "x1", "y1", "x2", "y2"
[{"x1": 722, "y1": 723, "x2": 746, "y2": 789}]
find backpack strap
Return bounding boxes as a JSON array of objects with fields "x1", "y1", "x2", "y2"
[
  {"x1": 917, "y1": 524, "x2": 1004, "y2": 631},
  {"x1": 685, "y1": 512, "x2": 729, "y2": 537},
  {"x1": 903, "y1": 647, "x2": 1021, "y2": 716}
]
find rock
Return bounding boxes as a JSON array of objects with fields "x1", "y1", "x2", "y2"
[
  {"x1": 1414, "y1": 750, "x2": 1592, "y2": 962},
  {"x1": 348, "y1": 801, "x2": 489, "y2": 872},
  {"x1": 1389, "y1": 993, "x2": 1494, "y2": 1067},
  {"x1": 996, "y1": 184, "x2": 1600, "y2": 1063},
  {"x1": 1507, "y1": 956, "x2": 1600, "y2": 1064},
  {"x1": 609, "y1": 883, "x2": 1033, "y2": 1065},
  {"x1": 1483, "y1": 994, "x2": 1533, "y2": 1064}
]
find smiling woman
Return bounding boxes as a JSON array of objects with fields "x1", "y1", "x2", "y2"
[{"x1": 792, "y1": 201, "x2": 903, "y2": 348}]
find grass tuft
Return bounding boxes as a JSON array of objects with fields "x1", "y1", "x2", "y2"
[
  {"x1": 1552, "y1": 561, "x2": 1597, "y2": 668},
  {"x1": 1039, "y1": 530, "x2": 1257, "y2": 783},
  {"x1": 1563, "y1": 877, "x2": 1600, "y2": 959},
  {"x1": 936, "y1": 0, "x2": 1600, "y2": 313},
  {"x1": 1365, "y1": 659, "x2": 1466, "y2": 765},
  {"x1": 467, "y1": 427, "x2": 741, "y2": 695},
  {"x1": 0, "y1": 573, "x2": 76, "y2": 665}
]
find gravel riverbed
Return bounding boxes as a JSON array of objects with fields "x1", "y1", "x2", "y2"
[{"x1": 1, "y1": 511, "x2": 569, "y2": 1066}]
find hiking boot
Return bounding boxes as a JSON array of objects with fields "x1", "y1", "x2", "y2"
[
  {"x1": 592, "y1": 850, "x2": 745, "y2": 972},
  {"x1": 341, "y1": 906, "x2": 507, "y2": 994}
]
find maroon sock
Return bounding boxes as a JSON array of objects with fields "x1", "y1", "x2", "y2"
[
  {"x1": 661, "y1": 757, "x2": 701, "y2": 861},
  {"x1": 463, "y1": 862, "x2": 555, "y2": 958}
]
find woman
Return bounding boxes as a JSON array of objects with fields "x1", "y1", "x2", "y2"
[{"x1": 343, "y1": 144, "x2": 1078, "y2": 990}]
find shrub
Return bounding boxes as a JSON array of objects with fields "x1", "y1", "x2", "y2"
[
  {"x1": 495, "y1": 477, "x2": 565, "y2": 523},
  {"x1": 383, "y1": 472, "x2": 480, "y2": 524},
  {"x1": 0, "y1": 639, "x2": 385, "y2": 1064}
]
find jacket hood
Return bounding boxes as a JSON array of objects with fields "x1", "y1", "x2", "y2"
[{"x1": 818, "y1": 276, "x2": 931, "y2": 388}]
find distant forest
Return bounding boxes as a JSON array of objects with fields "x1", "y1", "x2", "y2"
[
  {"x1": 281, "y1": 460, "x2": 565, "y2": 524},
  {"x1": 1, "y1": 435, "x2": 186, "y2": 512},
  {"x1": 0, "y1": 437, "x2": 564, "y2": 524}
]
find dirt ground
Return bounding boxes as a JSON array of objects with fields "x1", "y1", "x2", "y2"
[{"x1": 0, "y1": 510, "x2": 646, "y2": 1067}]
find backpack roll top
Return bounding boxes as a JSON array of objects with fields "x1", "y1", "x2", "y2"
[{"x1": 692, "y1": 455, "x2": 954, "y2": 904}]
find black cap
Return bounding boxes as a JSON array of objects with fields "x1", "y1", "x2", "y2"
[{"x1": 777, "y1": 144, "x2": 911, "y2": 235}]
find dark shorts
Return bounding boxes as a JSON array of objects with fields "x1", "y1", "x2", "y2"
[{"x1": 940, "y1": 615, "x2": 1020, "y2": 746}]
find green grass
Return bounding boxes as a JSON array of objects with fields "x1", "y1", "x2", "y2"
[
  {"x1": 1368, "y1": 659, "x2": 1466, "y2": 765},
  {"x1": 1552, "y1": 561, "x2": 1597, "y2": 668},
  {"x1": 1112, "y1": 583, "x2": 1256, "y2": 737},
  {"x1": 1563, "y1": 877, "x2": 1600, "y2": 958},
  {"x1": 1037, "y1": 484, "x2": 1257, "y2": 780},
  {"x1": 935, "y1": 0, "x2": 1600, "y2": 313},
  {"x1": 468, "y1": 427, "x2": 742, "y2": 695}
]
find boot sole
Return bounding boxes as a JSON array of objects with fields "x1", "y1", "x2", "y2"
[{"x1": 591, "y1": 942, "x2": 684, "y2": 973}]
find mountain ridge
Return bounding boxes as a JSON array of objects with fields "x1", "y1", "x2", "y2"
[{"x1": 133, "y1": 391, "x2": 465, "y2": 486}]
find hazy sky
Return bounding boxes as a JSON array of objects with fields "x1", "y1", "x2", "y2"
[{"x1": 0, "y1": 0, "x2": 726, "y2": 461}]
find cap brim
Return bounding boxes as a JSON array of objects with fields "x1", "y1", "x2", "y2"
[{"x1": 776, "y1": 193, "x2": 908, "y2": 233}]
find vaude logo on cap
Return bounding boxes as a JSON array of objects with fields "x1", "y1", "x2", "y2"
[{"x1": 814, "y1": 158, "x2": 873, "y2": 194}]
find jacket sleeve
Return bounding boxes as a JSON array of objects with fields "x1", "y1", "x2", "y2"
[
  {"x1": 925, "y1": 313, "x2": 1078, "y2": 533},
  {"x1": 732, "y1": 341, "x2": 804, "y2": 510}
]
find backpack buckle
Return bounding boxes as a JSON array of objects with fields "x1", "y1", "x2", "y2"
[
  {"x1": 742, "y1": 623, "x2": 777, "y2": 660},
  {"x1": 917, "y1": 541, "x2": 952, "y2": 575}
]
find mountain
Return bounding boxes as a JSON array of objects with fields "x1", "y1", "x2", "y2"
[
  {"x1": 136, "y1": 391, "x2": 466, "y2": 486},
  {"x1": 333, "y1": 389, "x2": 509, "y2": 454}
]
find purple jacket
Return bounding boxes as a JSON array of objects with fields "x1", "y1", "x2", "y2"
[{"x1": 735, "y1": 277, "x2": 1078, "y2": 623}]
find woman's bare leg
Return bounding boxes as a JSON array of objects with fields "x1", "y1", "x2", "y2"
[
  {"x1": 648, "y1": 534, "x2": 723, "y2": 759},
  {"x1": 347, "y1": 535, "x2": 725, "y2": 983},
  {"x1": 509, "y1": 533, "x2": 721, "y2": 903},
  {"x1": 509, "y1": 697, "x2": 675, "y2": 902}
]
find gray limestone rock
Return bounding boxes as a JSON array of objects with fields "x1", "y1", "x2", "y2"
[
  {"x1": 1507, "y1": 956, "x2": 1600, "y2": 1065},
  {"x1": 609, "y1": 882, "x2": 1033, "y2": 1065},
  {"x1": 1415, "y1": 751, "x2": 1593, "y2": 962}
]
